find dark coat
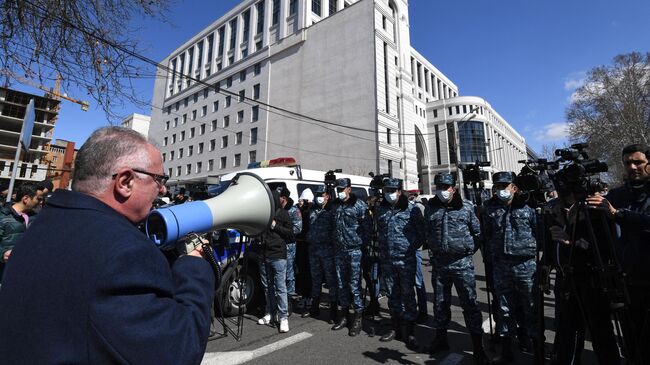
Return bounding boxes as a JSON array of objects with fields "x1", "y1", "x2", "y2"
[
  {"x1": 0, "y1": 190, "x2": 215, "y2": 365},
  {"x1": 376, "y1": 194, "x2": 425, "y2": 261},
  {"x1": 0, "y1": 203, "x2": 27, "y2": 280},
  {"x1": 332, "y1": 193, "x2": 370, "y2": 251},
  {"x1": 482, "y1": 196, "x2": 537, "y2": 259},
  {"x1": 424, "y1": 193, "x2": 481, "y2": 258},
  {"x1": 260, "y1": 192, "x2": 293, "y2": 260}
]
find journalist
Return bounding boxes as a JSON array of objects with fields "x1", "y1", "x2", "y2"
[
  {"x1": 586, "y1": 143, "x2": 650, "y2": 363},
  {"x1": 0, "y1": 127, "x2": 215, "y2": 364}
]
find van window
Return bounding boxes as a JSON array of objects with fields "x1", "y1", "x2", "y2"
[
  {"x1": 267, "y1": 182, "x2": 287, "y2": 195},
  {"x1": 351, "y1": 187, "x2": 368, "y2": 201},
  {"x1": 297, "y1": 183, "x2": 321, "y2": 198}
]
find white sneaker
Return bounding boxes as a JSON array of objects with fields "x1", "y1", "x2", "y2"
[
  {"x1": 279, "y1": 318, "x2": 289, "y2": 333},
  {"x1": 257, "y1": 314, "x2": 272, "y2": 325}
]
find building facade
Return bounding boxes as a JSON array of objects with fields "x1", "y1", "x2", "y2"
[
  {"x1": 150, "y1": 0, "x2": 524, "y2": 193},
  {"x1": 121, "y1": 113, "x2": 151, "y2": 138},
  {"x1": 44, "y1": 139, "x2": 77, "y2": 190},
  {"x1": 0, "y1": 87, "x2": 58, "y2": 187}
]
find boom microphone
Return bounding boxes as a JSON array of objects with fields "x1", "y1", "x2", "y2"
[{"x1": 145, "y1": 172, "x2": 275, "y2": 248}]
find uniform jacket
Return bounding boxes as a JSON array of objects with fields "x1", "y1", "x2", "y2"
[
  {"x1": 425, "y1": 193, "x2": 481, "y2": 257},
  {"x1": 307, "y1": 202, "x2": 334, "y2": 246},
  {"x1": 482, "y1": 196, "x2": 537, "y2": 258},
  {"x1": 0, "y1": 189, "x2": 215, "y2": 365},
  {"x1": 0, "y1": 203, "x2": 28, "y2": 280},
  {"x1": 376, "y1": 194, "x2": 424, "y2": 260},
  {"x1": 333, "y1": 193, "x2": 369, "y2": 251},
  {"x1": 285, "y1": 198, "x2": 303, "y2": 237},
  {"x1": 608, "y1": 182, "x2": 650, "y2": 286}
]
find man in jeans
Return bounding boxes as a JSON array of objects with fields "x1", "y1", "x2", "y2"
[
  {"x1": 257, "y1": 190, "x2": 294, "y2": 333},
  {"x1": 278, "y1": 187, "x2": 302, "y2": 301}
]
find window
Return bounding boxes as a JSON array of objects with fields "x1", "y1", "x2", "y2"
[
  {"x1": 179, "y1": 148, "x2": 184, "y2": 158},
  {"x1": 222, "y1": 136, "x2": 228, "y2": 148},
  {"x1": 250, "y1": 127, "x2": 258, "y2": 145},
  {"x1": 387, "y1": 128, "x2": 391, "y2": 144},
  {"x1": 255, "y1": 40, "x2": 263, "y2": 51},
  {"x1": 382, "y1": 16, "x2": 386, "y2": 30},
  {"x1": 225, "y1": 96, "x2": 231, "y2": 107},
  {"x1": 272, "y1": 0, "x2": 280, "y2": 25},
  {"x1": 213, "y1": 100, "x2": 219, "y2": 112},
  {"x1": 163, "y1": 136, "x2": 168, "y2": 146},
  {"x1": 252, "y1": 105, "x2": 259, "y2": 122},
  {"x1": 242, "y1": 10, "x2": 250, "y2": 41},
  {"x1": 220, "y1": 156, "x2": 227, "y2": 169},
  {"x1": 170, "y1": 150, "x2": 175, "y2": 160},
  {"x1": 218, "y1": 27, "x2": 225, "y2": 56},
  {"x1": 236, "y1": 132, "x2": 243, "y2": 144},
  {"x1": 196, "y1": 161, "x2": 202, "y2": 174},
  {"x1": 210, "y1": 139, "x2": 216, "y2": 151},
  {"x1": 456, "y1": 105, "x2": 460, "y2": 114},
  {"x1": 180, "y1": 131, "x2": 185, "y2": 141},
  {"x1": 256, "y1": 1, "x2": 265, "y2": 34},
  {"x1": 172, "y1": 134, "x2": 176, "y2": 144},
  {"x1": 186, "y1": 164, "x2": 192, "y2": 175},
  {"x1": 182, "y1": 114, "x2": 187, "y2": 124},
  {"x1": 254, "y1": 63, "x2": 261, "y2": 75},
  {"x1": 188, "y1": 145, "x2": 193, "y2": 156},
  {"x1": 208, "y1": 159, "x2": 214, "y2": 171},
  {"x1": 237, "y1": 110, "x2": 244, "y2": 123},
  {"x1": 223, "y1": 115, "x2": 230, "y2": 128},
  {"x1": 329, "y1": 0, "x2": 337, "y2": 15},
  {"x1": 253, "y1": 84, "x2": 260, "y2": 99},
  {"x1": 192, "y1": 110, "x2": 197, "y2": 121},
  {"x1": 214, "y1": 81, "x2": 221, "y2": 93},
  {"x1": 198, "y1": 142, "x2": 204, "y2": 154},
  {"x1": 238, "y1": 89, "x2": 245, "y2": 102},
  {"x1": 162, "y1": 153, "x2": 166, "y2": 162},
  {"x1": 193, "y1": 93, "x2": 198, "y2": 103},
  {"x1": 190, "y1": 127, "x2": 195, "y2": 138},
  {"x1": 168, "y1": 167, "x2": 173, "y2": 178},
  {"x1": 211, "y1": 120, "x2": 218, "y2": 131},
  {"x1": 165, "y1": 121, "x2": 170, "y2": 130},
  {"x1": 234, "y1": 153, "x2": 241, "y2": 167},
  {"x1": 249, "y1": 150, "x2": 257, "y2": 163},
  {"x1": 226, "y1": 76, "x2": 232, "y2": 87},
  {"x1": 240, "y1": 69, "x2": 247, "y2": 82},
  {"x1": 290, "y1": 0, "x2": 298, "y2": 15},
  {"x1": 200, "y1": 124, "x2": 206, "y2": 135},
  {"x1": 312, "y1": 0, "x2": 321, "y2": 16},
  {"x1": 201, "y1": 105, "x2": 207, "y2": 117},
  {"x1": 229, "y1": 19, "x2": 237, "y2": 50},
  {"x1": 176, "y1": 166, "x2": 182, "y2": 176}
]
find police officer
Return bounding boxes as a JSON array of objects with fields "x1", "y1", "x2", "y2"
[
  {"x1": 483, "y1": 171, "x2": 537, "y2": 364},
  {"x1": 302, "y1": 185, "x2": 339, "y2": 324},
  {"x1": 425, "y1": 173, "x2": 489, "y2": 364},
  {"x1": 375, "y1": 178, "x2": 424, "y2": 349},
  {"x1": 332, "y1": 178, "x2": 370, "y2": 337}
]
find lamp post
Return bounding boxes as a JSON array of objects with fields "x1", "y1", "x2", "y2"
[{"x1": 454, "y1": 106, "x2": 480, "y2": 199}]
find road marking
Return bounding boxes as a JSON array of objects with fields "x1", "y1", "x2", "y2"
[
  {"x1": 202, "y1": 332, "x2": 313, "y2": 365},
  {"x1": 439, "y1": 353, "x2": 464, "y2": 365}
]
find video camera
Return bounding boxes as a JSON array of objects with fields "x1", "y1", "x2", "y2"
[
  {"x1": 461, "y1": 160, "x2": 491, "y2": 185},
  {"x1": 514, "y1": 159, "x2": 559, "y2": 193},
  {"x1": 324, "y1": 169, "x2": 342, "y2": 196},
  {"x1": 552, "y1": 143, "x2": 608, "y2": 198},
  {"x1": 368, "y1": 172, "x2": 391, "y2": 197}
]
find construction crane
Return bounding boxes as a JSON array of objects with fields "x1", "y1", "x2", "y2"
[{"x1": 0, "y1": 69, "x2": 90, "y2": 111}]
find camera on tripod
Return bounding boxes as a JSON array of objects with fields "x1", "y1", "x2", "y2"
[
  {"x1": 368, "y1": 172, "x2": 391, "y2": 197},
  {"x1": 553, "y1": 143, "x2": 608, "y2": 198},
  {"x1": 324, "y1": 169, "x2": 342, "y2": 196}
]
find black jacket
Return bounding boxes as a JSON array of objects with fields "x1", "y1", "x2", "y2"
[{"x1": 260, "y1": 192, "x2": 293, "y2": 260}]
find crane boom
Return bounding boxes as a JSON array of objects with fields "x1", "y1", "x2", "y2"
[{"x1": 0, "y1": 69, "x2": 89, "y2": 111}]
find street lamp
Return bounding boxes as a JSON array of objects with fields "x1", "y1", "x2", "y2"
[{"x1": 454, "y1": 106, "x2": 480, "y2": 199}]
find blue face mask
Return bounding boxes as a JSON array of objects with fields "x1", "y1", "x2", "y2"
[
  {"x1": 384, "y1": 192, "x2": 398, "y2": 204},
  {"x1": 497, "y1": 189, "x2": 513, "y2": 202},
  {"x1": 436, "y1": 189, "x2": 452, "y2": 202},
  {"x1": 337, "y1": 191, "x2": 347, "y2": 200}
]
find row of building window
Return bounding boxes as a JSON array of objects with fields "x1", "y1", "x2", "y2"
[
  {"x1": 410, "y1": 56, "x2": 456, "y2": 102},
  {"x1": 162, "y1": 128, "x2": 258, "y2": 162},
  {"x1": 167, "y1": 151, "x2": 257, "y2": 177}
]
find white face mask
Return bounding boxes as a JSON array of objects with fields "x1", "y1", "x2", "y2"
[
  {"x1": 384, "y1": 192, "x2": 398, "y2": 204},
  {"x1": 497, "y1": 189, "x2": 513, "y2": 202},
  {"x1": 337, "y1": 191, "x2": 347, "y2": 200},
  {"x1": 316, "y1": 196, "x2": 326, "y2": 205},
  {"x1": 436, "y1": 189, "x2": 452, "y2": 202}
]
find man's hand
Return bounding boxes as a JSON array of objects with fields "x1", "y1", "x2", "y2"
[
  {"x1": 549, "y1": 226, "x2": 570, "y2": 245},
  {"x1": 187, "y1": 237, "x2": 208, "y2": 258},
  {"x1": 3, "y1": 249, "x2": 11, "y2": 262},
  {"x1": 585, "y1": 193, "x2": 617, "y2": 218}
]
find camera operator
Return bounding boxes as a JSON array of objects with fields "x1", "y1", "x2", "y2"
[
  {"x1": 374, "y1": 178, "x2": 423, "y2": 350},
  {"x1": 584, "y1": 143, "x2": 650, "y2": 362},
  {"x1": 483, "y1": 171, "x2": 538, "y2": 364},
  {"x1": 424, "y1": 173, "x2": 489, "y2": 364},
  {"x1": 0, "y1": 127, "x2": 215, "y2": 364},
  {"x1": 331, "y1": 178, "x2": 370, "y2": 337},
  {"x1": 302, "y1": 185, "x2": 339, "y2": 324}
]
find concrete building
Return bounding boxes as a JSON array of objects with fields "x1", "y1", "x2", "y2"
[
  {"x1": 121, "y1": 113, "x2": 151, "y2": 138},
  {"x1": 150, "y1": 0, "x2": 524, "y2": 194},
  {"x1": 44, "y1": 139, "x2": 77, "y2": 190},
  {"x1": 0, "y1": 86, "x2": 58, "y2": 186}
]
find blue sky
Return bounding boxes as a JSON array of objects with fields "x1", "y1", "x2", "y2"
[{"x1": 14, "y1": 0, "x2": 650, "y2": 154}]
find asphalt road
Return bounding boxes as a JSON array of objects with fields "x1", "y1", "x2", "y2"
[{"x1": 202, "y1": 251, "x2": 598, "y2": 365}]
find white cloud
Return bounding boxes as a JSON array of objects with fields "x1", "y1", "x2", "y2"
[
  {"x1": 564, "y1": 71, "x2": 586, "y2": 91},
  {"x1": 534, "y1": 122, "x2": 570, "y2": 141}
]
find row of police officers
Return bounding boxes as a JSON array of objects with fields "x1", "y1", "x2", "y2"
[{"x1": 300, "y1": 170, "x2": 537, "y2": 365}]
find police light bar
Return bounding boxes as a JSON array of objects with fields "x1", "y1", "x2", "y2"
[{"x1": 247, "y1": 157, "x2": 297, "y2": 169}]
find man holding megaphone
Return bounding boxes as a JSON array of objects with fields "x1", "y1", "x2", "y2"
[{"x1": 0, "y1": 127, "x2": 215, "y2": 364}]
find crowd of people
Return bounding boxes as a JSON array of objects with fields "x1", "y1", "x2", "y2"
[{"x1": 0, "y1": 125, "x2": 646, "y2": 365}]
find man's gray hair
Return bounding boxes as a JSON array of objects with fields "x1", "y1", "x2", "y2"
[{"x1": 72, "y1": 126, "x2": 152, "y2": 193}]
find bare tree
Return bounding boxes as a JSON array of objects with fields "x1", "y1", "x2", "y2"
[
  {"x1": 0, "y1": 0, "x2": 169, "y2": 120},
  {"x1": 567, "y1": 52, "x2": 650, "y2": 183}
]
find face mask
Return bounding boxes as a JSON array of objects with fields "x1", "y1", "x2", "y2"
[
  {"x1": 384, "y1": 192, "x2": 398, "y2": 204},
  {"x1": 497, "y1": 189, "x2": 513, "y2": 202},
  {"x1": 338, "y1": 191, "x2": 347, "y2": 200},
  {"x1": 316, "y1": 197, "x2": 325, "y2": 205},
  {"x1": 436, "y1": 190, "x2": 452, "y2": 202}
]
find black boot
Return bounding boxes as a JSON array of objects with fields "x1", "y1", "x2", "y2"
[
  {"x1": 380, "y1": 317, "x2": 400, "y2": 342},
  {"x1": 328, "y1": 302, "x2": 338, "y2": 324},
  {"x1": 428, "y1": 329, "x2": 450, "y2": 355},
  {"x1": 348, "y1": 311, "x2": 363, "y2": 337},
  {"x1": 492, "y1": 337, "x2": 514, "y2": 364},
  {"x1": 471, "y1": 333, "x2": 491, "y2": 365},
  {"x1": 364, "y1": 298, "x2": 380, "y2": 318},
  {"x1": 517, "y1": 327, "x2": 532, "y2": 353},
  {"x1": 402, "y1": 321, "x2": 418, "y2": 351},
  {"x1": 302, "y1": 297, "x2": 320, "y2": 318},
  {"x1": 331, "y1": 310, "x2": 348, "y2": 331}
]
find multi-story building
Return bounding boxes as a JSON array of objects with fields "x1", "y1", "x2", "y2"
[
  {"x1": 121, "y1": 113, "x2": 151, "y2": 138},
  {"x1": 44, "y1": 139, "x2": 77, "y2": 190},
  {"x1": 150, "y1": 0, "x2": 524, "y2": 194},
  {"x1": 0, "y1": 86, "x2": 58, "y2": 186}
]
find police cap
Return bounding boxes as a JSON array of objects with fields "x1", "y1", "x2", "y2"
[
  {"x1": 336, "y1": 178, "x2": 351, "y2": 188},
  {"x1": 383, "y1": 178, "x2": 403, "y2": 190},
  {"x1": 315, "y1": 185, "x2": 327, "y2": 194},
  {"x1": 492, "y1": 171, "x2": 516, "y2": 184},
  {"x1": 434, "y1": 173, "x2": 455, "y2": 186}
]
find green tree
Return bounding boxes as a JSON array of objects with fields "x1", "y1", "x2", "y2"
[{"x1": 567, "y1": 52, "x2": 650, "y2": 183}]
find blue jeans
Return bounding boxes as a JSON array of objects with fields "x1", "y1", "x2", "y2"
[
  {"x1": 259, "y1": 258, "x2": 288, "y2": 320},
  {"x1": 286, "y1": 242, "x2": 296, "y2": 296},
  {"x1": 415, "y1": 250, "x2": 427, "y2": 314}
]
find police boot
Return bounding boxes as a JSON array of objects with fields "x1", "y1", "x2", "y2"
[
  {"x1": 492, "y1": 337, "x2": 514, "y2": 364},
  {"x1": 516, "y1": 327, "x2": 532, "y2": 353},
  {"x1": 348, "y1": 311, "x2": 363, "y2": 337},
  {"x1": 402, "y1": 321, "x2": 419, "y2": 351},
  {"x1": 331, "y1": 310, "x2": 348, "y2": 331},
  {"x1": 328, "y1": 302, "x2": 338, "y2": 324},
  {"x1": 428, "y1": 329, "x2": 450, "y2": 355},
  {"x1": 302, "y1": 296, "x2": 320, "y2": 318},
  {"x1": 471, "y1": 333, "x2": 491, "y2": 365},
  {"x1": 380, "y1": 317, "x2": 400, "y2": 342}
]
